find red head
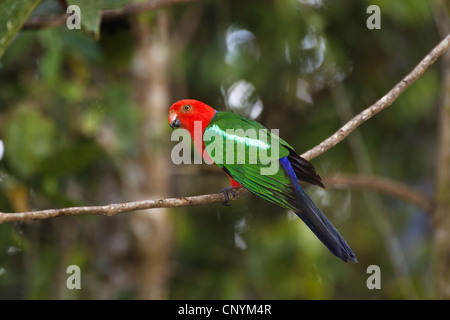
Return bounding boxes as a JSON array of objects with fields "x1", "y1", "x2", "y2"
[{"x1": 168, "y1": 99, "x2": 217, "y2": 137}]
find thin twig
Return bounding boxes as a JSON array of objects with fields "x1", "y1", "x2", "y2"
[
  {"x1": 322, "y1": 174, "x2": 433, "y2": 213},
  {"x1": 1, "y1": 34, "x2": 448, "y2": 224}
]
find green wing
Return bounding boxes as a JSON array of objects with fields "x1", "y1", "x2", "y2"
[{"x1": 203, "y1": 111, "x2": 296, "y2": 211}]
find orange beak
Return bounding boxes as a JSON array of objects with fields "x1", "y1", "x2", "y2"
[{"x1": 169, "y1": 112, "x2": 180, "y2": 129}]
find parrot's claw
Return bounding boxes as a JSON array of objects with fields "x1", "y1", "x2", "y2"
[{"x1": 221, "y1": 187, "x2": 236, "y2": 206}]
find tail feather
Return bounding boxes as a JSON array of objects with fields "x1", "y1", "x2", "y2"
[
  {"x1": 293, "y1": 186, "x2": 357, "y2": 262},
  {"x1": 280, "y1": 157, "x2": 357, "y2": 263}
]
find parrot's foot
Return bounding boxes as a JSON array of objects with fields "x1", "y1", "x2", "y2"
[{"x1": 221, "y1": 186, "x2": 236, "y2": 206}]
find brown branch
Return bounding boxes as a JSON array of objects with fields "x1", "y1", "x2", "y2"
[
  {"x1": 1, "y1": 34, "x2": 448, "y2": 224},
  {"x1": 0, "y1": 173, "x2": 433, "y2": 224},
  {"x1": 301, "y1": 32, "x2": 450, "y2": 161},
  {"x1": 0, "y1": 188, "x2": 250, "y2": 224},
  {"x1": 322, "y1": 174, "x2": 434, "y2": 213},
  {"x1": 23, "y1": 0, "x2": 195, "y2": 30}
]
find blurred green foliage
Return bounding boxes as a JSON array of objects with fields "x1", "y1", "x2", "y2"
[
  {"x1": 0, "y1": 0, "x2": 444, "y2": 299},
  {"x1": 0, "y1": 0, "x2": 41, "y2": 57}
]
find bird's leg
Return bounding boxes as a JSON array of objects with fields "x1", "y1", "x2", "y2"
[
  {"x1": 221, "y1": 186, "x2": 237, "y2": 206},
  {"x1": 221, "y1": 176, "x2": 241, "y2": 206}
]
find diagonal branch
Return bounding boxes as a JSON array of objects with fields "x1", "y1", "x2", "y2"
[
  {"x1": 301, "y1": 32, "x2": 450, "y2": 161},
  {"x1": 0, "y1": 33, "x2": 449, "y2": 224}
]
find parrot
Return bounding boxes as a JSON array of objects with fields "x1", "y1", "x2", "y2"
[{"x1": 169, "y1": 99, "x2": 357, "y2": 263}]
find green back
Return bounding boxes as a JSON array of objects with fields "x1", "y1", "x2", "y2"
[{"x1": 204, "y1": 111, "x2": 296, "y2": 211}]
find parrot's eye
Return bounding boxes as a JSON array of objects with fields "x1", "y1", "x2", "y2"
[{"x1": 182, "y1": 104, "x2": 192, "y2": 111}]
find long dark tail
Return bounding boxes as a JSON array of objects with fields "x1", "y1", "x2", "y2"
[
  {"x1": 293, "y1": 186, "x2": 357, "y2": 262},
  {"x1": 279, "y1": 157, "x2": 357, "y2": 262}
]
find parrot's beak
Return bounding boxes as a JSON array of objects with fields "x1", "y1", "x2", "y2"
[{"x1": 169, "y1": 113, "x2": 181, "y2": 129}]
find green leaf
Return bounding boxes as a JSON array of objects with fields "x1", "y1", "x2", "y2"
[{"x1": 0, "y1": 0, "x2": 42, "y2": 58}]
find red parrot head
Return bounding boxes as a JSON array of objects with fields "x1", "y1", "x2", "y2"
[{"x1": 168, "y1": 99, "x2": 217, "y2": 137}]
